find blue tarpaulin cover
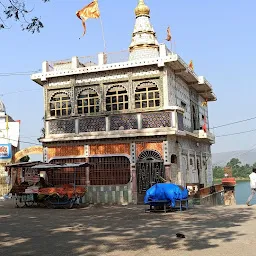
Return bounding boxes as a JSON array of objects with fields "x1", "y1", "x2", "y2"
[{"x1": 144, "y1": 183, "x2": 189, "y2": 207}]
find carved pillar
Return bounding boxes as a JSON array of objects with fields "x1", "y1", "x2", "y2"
[
  {"x1": 86, "y1": 166, "x2": 90, "y2": 186},
  {"x1": 161, "y1": 68, "x2": 169, "y2": 108},
  {"x1": 75, "y1": 119, "x2": 79, "y2": 134},
  {"x1": 70, "y1": 78, "x2": 76, "y2": 115},
  {"x1": 131, "y1": 163, "x2": 137, "y2": 203},
  {"x1": 128, "y1": 71, "x2": 133, "y2": 111}
]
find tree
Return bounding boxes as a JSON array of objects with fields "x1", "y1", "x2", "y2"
[
  {"x1": 0, "y1": 0, "x2": 49, "y2": 33},
  {"x1": 213, "y1": 158, "x2": 253, "y2": 179},
  {"x1": 226, "y1": 158, "x2": 241, "y2": 169},
  {"x1": 20, "y1": 155, "x2": 30, "y2": 162},
  {"x1": 213, "y1": 166, "x2": 224, "y2": 179}
]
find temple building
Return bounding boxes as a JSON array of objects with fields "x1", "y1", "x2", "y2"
[{"x1": 31, "y1": 0, "x2": 216, "y2": 204}]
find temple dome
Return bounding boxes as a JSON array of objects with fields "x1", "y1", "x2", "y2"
[{"x1": 135, "y1": 0, "x2": 150, "y2": 17}]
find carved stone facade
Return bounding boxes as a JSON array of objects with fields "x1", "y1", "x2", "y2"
[
  {"x1": 49, "y1": 119, "x2": 75, "y2": 134},
  {"x1": 79, "y1": 117, "x2": 106, "y2": 133}
]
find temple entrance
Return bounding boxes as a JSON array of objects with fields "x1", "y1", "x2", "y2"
[{"x1": 136, "y1": 150, "x2": 165, "y2": 204}]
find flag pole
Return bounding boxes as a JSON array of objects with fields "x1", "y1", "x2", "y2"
[
  {"x1": 99, "y1": 16, "x2": 107, "y2": 53},
  {"x1": 97, "y1": 0, "x2": 106, "y2": 52}
]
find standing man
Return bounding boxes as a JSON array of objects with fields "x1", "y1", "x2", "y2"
[{"x1": 246, "y1": 168, "x2": 256, "y2": 206}]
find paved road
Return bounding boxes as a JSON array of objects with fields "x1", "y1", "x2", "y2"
[{"x1": 0, "y1": 199, "x2": 255, "y2": 256}]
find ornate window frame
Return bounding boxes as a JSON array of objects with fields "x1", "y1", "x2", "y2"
[
  {"x1": 77, "y1": 88, "x2": 100, "y2": 115},
  {"x1": 49, "y1": 92, "x2": 71, "y2": 117},
  {"x1": 134, "y1": 81, "x2": 160, "y2": 109},
  {"x1": 106, "y1": 85, "x2": 129, "y2": 112}
]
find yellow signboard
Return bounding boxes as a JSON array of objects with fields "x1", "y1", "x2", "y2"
[{"x1": 14, "y1": 146, "x2": 43, "y2": 163}]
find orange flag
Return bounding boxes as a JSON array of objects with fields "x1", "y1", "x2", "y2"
[
  {"x1": 188, "y1": 60, "x2": 194, "y2": 70},
  {"x1": 166, "y1": 26, "x2": 171, "y2": 41},
  {"x1": 76, "y1": 0, "x2": 100, "y2": 37}
]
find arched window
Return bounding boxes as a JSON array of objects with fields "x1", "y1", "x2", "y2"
[
  {"x1": 135, "y1": 82, "x2": 160, "y2": 109},
  {"x1": 77, "y1": 89, "x2": 99, "y2": 114},
  {"x1": 106, "y1": 86, "x2": 128, "y2": 111},
  {"x1": 50, "y1": 93, "x2": 71, "y2": 117}
]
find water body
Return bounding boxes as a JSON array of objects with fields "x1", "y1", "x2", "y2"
[{"x1": 235, "y1": 181, "x2": 256, "y2": 205}]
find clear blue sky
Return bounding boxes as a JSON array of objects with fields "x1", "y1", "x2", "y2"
[{"x1": 1, "y1": 0, "x2": 256, "y2": 155}]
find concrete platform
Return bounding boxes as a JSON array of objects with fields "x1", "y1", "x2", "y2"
[{"x1": 0, "y1": 199, "x2": 255, "y2": 256}]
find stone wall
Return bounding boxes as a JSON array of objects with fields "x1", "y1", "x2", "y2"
[
  {"x1": 168, "y1": 137, "x2": 212, "y2": 187},
  {"x1": 197, "y1": 191, "x2": 224, "y2": 206},
  {"x1": 166, "y1": 68, "x2": 210, "y2": 132}
]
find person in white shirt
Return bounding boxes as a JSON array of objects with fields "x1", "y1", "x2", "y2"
[{"x1": 246, "y1": 168, "x2": 256, "y2": 206}]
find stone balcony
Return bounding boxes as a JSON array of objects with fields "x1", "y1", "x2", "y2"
[
  {"x1": 41, "y1": 109, "x2": 215, "y2": 143},
  {"x1": 190, "y1": 130, "x2": 215, "y2": 144},
  {"x1": 42, "y1": 110, "x2": 179, "y2": 142}
]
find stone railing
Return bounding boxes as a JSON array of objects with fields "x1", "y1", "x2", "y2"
[
  {"x1": 41, "y1": 44, "x2": 172, "y2": 73},
  {"x1": 46, "y1": 110, "x2": 177, "y2": 136},
  {"x1": 45, "y1": 50, "x2": 130, "y2": 72}
]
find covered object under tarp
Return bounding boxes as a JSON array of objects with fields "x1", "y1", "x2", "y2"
[{"x1": 144, "y1": 183, "x2": 189, "y2": 207}]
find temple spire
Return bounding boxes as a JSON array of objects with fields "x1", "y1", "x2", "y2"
[{"x1": 129, "y1": 0, "x2": 159, "y2": 61}]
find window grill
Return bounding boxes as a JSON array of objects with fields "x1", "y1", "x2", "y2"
[
  {"x1": 135, "y1": 82, "x2": 160, "y2": 109},
  {"x1": 77, "y1": 90, "x2": 99, "y2": 114},
  {"x1": 48, "y1": 158, "x2": 87, "y2": 186},
  {"x1": 50, "y1": 93, "x2": 71, "y2": 117},
  {"x1": 89, "y1": 156, "x2": 131, "y2": 185},
  {"x1": 46, "y1": 168, "x2": 87, "y2": 186},
  {"x1": 47, "y1": 157, "x2": 131, "y2": 186},
  {"x1": 106, "y1": 86, "x2": 128, "y2": 111}
]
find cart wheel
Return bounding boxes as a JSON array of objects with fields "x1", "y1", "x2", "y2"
[
  {"x1": 16, "y1": 197, "x2": 25, "y2": 208},
  {"x1": 69, "y1": 201, "x2": 74, "y2": 209},
  {"x1": 25, "y1": 201, "x2": 34, "y2": 207}
]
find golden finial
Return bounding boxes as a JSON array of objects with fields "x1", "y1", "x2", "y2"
[{"x1": 135, "y1": 0, "x2": 150, "y2": 17}]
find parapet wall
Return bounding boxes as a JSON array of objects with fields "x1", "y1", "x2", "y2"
[{"x1": 194, "y1": 184, "x2": 224, "y2": 206}]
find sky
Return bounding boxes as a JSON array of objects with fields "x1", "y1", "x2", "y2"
[{"x1": 1, "y1": 0, "x2": 256, "y2": 157}]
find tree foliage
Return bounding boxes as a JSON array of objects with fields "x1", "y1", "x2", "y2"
[
  {"x1": 213, "y1": 158, "x2": 254, "y2": 179},
  {"x1": 19, "y1": 155, "x2": 30, "y2": 162},
  {"x1": 0, "y1": 0, "x2": 49, "y2": 33}
]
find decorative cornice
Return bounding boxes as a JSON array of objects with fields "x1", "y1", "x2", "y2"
[{"x1": 129, "y1": 44, "x2": 159, "y2": 52}]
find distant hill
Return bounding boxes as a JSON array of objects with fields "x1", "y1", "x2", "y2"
[{"x1": 212, "y1": 150, "x2": 256, "y2": 166}]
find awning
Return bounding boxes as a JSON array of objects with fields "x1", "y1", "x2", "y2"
[
  {"x1": 5, "y1": 161, "x2": 43, "y2": 168},
  {"x1": 31, "y1": 162, "x2": 90, "y2": 169}
]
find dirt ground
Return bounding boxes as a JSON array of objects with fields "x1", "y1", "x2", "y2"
[{"x1": 0, "y1": 199, "x2": 255, "y2": 256}]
